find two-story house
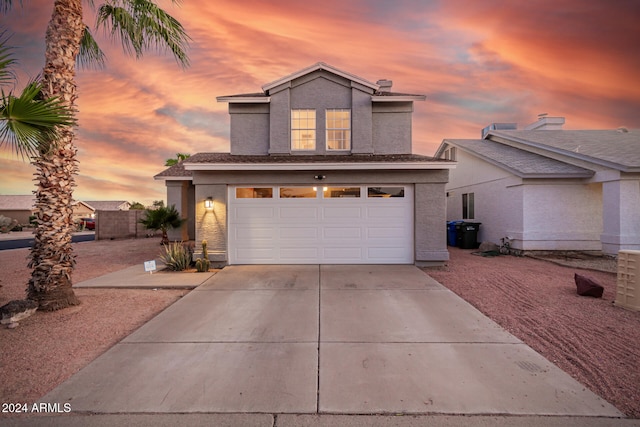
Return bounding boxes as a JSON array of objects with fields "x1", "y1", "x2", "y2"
[{"x1": 155, "y1": 62, "x2": 453, "y2": 266}]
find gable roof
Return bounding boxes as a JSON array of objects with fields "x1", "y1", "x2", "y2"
[
  {"x1": 262, "y1": 62, "x2": 379, "y2": 93},
  {"x1": 217, "y1": 62, "x2": 426, "y2": 102},
  {"x1": 489, "y1": 129, "x2": 640, "y2": 172},
  {"x1": 442, "y1": 139, "x2": 594, "y2": 178},
  {"x1": 84, "y1": 201, "x2": 130, "y2": 211},
  {"x1": 0, "y1": 195, "x2": 35, "y2": 210}
]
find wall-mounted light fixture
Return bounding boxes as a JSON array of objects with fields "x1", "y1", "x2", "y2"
[
  {"x1": 314, "y1": 174, "x2": 326, "y2": 180},
  {"x1": 205, "y1": 197, "x2": 214, "y2": 209}
]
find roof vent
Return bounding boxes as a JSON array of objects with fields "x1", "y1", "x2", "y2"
[
  {"x1": 376, "y1": 79, "x2": 393, "y2": 93},
  {"x1": 524, "y1": 116, "x2": 565, "y2": 130}
]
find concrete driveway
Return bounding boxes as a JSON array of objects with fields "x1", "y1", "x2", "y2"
[{"x1": 43, "y1": 265, "x2": 622, "y2": 416}]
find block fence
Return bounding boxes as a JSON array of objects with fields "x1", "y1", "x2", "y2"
[{"x1": 95, "y1": 210, "x2": 148, "y2": 240}]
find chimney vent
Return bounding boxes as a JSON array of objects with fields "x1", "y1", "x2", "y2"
[{"x1": 376, "y1": 79, "x2": 393, "y2": 93}]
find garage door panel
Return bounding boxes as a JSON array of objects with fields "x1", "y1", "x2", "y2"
[
  {"x1": 280, "y1": 207, "x2": 318, "y2": 220},
  {"x1": 235, "y1": 248, "x2": 275, "y2": 262},
  {"x1": 235, "y1": 227, "x2": 275, "y2": 240},
  {"x1": 280, "y1": 227, "x2": 318, "y2": 239},
  {"x1": 322, "y1": 247, "x2": 363, "y2": 261},
  {"x1": 367, "y1": 227, "x2": 407, "y2": 239},
  {"x1": 322, "y1": 206, "x2": 362, "y2": 219},
  {"x1": 368, "y1": 247, "x2": 411, "y2": 260},
  {"x1": 367, "y1": 206, "x2": 407, "y2": 219},
  {"x1": 280, "y1": 247, "x2": 319, "y2": 261},
  {"x1": 235, "y1": 206, "x2": 275, "y2": 220},
  {"x1": 323, "y1": 227, "x2": 362, "y2": 239}
]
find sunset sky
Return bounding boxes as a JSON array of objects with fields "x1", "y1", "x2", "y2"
[{"x1": 1, "y1": 0, "x2": 639, "y2": 206}]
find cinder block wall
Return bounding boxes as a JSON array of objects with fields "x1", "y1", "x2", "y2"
[{"x1": 96, "y1": 210, "x2": 147, "y2": 240}]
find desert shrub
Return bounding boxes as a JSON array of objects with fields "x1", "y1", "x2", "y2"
[{"x1": 161, "y1": 241, "x2": 192, "y2": 271}]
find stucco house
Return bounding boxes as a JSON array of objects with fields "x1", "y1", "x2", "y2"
[
  {"x1": 156, "y1": 62, "x2": 453, "y2": 266},
  {"x1": 435, "y1": 116, "x2": 640, "y2": 255}
]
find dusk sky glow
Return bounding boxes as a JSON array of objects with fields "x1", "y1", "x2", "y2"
[{"x1": 1, "y1": 0, "x2": 639, "y2": 205}]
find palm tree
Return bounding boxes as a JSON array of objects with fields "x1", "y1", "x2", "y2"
[
  {"x1": 139, "y1": 204, "x2": 185, "y2": 245},
  {"x1": 2, "y1": 0, "x2": 190, "y2": 311},
  {"x1": 165, "y1": 152, "x2": 190, "y2": 166}
]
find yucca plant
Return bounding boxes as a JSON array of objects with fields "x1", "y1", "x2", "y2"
[{"x1": 160, "y1": 241, "x2": 192, "y2": 271}]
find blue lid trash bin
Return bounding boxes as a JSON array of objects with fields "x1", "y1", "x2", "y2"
[
  {"x1": 459, "y1": 222, "x2": 481, "y2": 249},
  {"x1": 447, "y1": 221, "x2": 464, "y2": 246}
]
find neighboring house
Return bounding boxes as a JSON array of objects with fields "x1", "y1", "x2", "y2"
[
  {"x1": 435, "y1": 116, "x2": 640, "y2": 255},
  {"x1": 156, "y1": 62, "x2": 454, "y2": 265},
  {"x1": 84, "y1": 201, "x2": 131, "y2": 211},
  {"x1": 0, "y1": 195, "x2": 37, "y2": 224},
  {"x1": 0, "y1": 195, "x2": 95, "y2": 224},
  {"x1": 71, "y1": 201, "x2": 96, "y2": 221}
]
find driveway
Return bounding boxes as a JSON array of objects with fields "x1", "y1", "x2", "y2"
[{"x1": 43, "y1": 265, "x2": 622, "y2": 416}]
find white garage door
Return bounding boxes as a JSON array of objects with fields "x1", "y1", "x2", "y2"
[{"x1": 228, "y1": 185, "x2": 414, "y2": 264}]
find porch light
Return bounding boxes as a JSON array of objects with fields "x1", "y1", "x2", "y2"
[{"x1": 205, "y1": 197, "x2": 214, "y2": 209}]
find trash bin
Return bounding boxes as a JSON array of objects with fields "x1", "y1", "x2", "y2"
[
  {"x1": 459, "y1": 222, "x2": 481, "y2": 249},
  {"x1": 446, "y1": 221, "x2": 464, "y2": 246}
]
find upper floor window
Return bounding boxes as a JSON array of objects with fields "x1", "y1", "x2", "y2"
[
  {"x1": 326, "y1": 109, "x2": 351, "y2": 151},
  {"x1": 291, "y1": 109, "x2": 316, "y2": 150}
]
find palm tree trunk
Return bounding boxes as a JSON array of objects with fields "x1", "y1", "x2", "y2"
[{"x1": 27, "y1": 0, "x2": 84, "y2": 310}]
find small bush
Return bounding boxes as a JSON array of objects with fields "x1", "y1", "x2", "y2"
[{"x1": 161, "y1": 241, "x2": 192, "y2": 271}]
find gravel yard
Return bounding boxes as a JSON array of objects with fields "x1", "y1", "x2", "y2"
[
  {"x1": 0, "y1": 239, "x2": 638, "y2": 418},
  {"x1": 426, "y1": 247, "x2": 640, "y2": 418}
]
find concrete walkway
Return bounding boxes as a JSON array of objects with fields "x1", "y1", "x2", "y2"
[{"x1": 7, "y1": 265, "x2": 632, "y2": 426}]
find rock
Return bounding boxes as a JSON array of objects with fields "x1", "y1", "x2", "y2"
[
  {"x1": 574, "y1": 273, "x2": 604, "y2": 298},
  {"x1": 0, "y1": 299, "x2": 38, "y2": 326},
  {"x1": 478, "y1": 241, "x2": 499, "y2": 252}
]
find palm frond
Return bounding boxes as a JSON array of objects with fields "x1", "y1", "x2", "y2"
[
  {"x1": 0, "y1": 81, "x2": 75, "y2": 158},
  {"x1": 96, "y1": 0, "x2": 190, "y2": 68},
  {"x1": 77, "y1": 26, "x2": 106, "y2": 70},
  {"x1": 0, "y1": 31, "x2": 17, "y2": 86}
]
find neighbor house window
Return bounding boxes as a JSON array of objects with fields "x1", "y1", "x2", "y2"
[
  {"x1": 291, "y1": 109, "x2": 316, "y2": 150},
  {"x1": 462, "y1": 192, "x2": 474, "y2": 219},
  {"x1": 326, "y1": 109, "x2": 351, "y2": 150},
  {"x1": 444, "y1": 147, "x2": 457, "y2": 161}
]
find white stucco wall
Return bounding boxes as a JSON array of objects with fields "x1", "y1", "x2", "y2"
[{"x1": 521, "y1": 182, "x2": 603, "y2": 251}]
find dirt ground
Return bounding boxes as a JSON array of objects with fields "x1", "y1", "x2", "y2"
[
  {"x1": 0, "y1": 238, "x2": 188, "y2": 408},
  {"x1": 0, "y1": 239, "x2": 639, "y2": 418},
  {"x1": 426, "y1": 247, "x2": 640, "y2": 418}
]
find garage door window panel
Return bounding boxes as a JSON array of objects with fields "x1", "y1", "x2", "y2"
[
  {"x1": 279, "y1": 187, "x2": 318, "y2": 198},
  {"x1": 367, "y1": 187, "x2": 405, "y2": 198},
  {"x1": 235, "y1": 187, "x2": 273, "y2": 198},
  {"x1": 323, "y1": 186, "x2": 361, "y2": 198}
]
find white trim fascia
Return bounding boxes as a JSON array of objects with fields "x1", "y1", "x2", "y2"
[
  {"x1": 262, "y1": 62, "x2": 379, "y2": 92},
  {"x1": 183, "y1": 162, "x2": 455, "y2": 171},
  {"x1": 372, "y1": 95, "x2": 426, "y2": 102},
  {"x1": 216, "y1": 96, "x2": 270, "y2": 103},
  {"x1": 154, "y1": 176, "x2": 194, "y2": 181}
]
